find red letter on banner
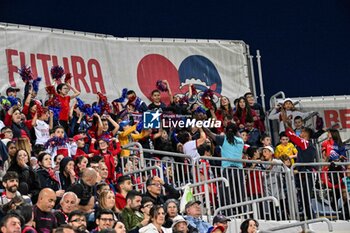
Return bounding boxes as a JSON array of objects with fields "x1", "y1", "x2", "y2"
[
  {"x1": 37, "y1": 54, "x2": 52, "y2": 86},
  {"x1": 71, "y1": 56, "x2": 89, "y2": 93},
  {"x1": 339, "y1": 109, "x2": 350, "y2": 129},
  {"x1": 324, "y1": 110, "x2": 339, "y2": 128},
  {"x1": 6, "y1": 49, "x2": 18, "y2": 85},
  {"x1": 88, "y1": 59, "x2": 105, "y2": 94}
]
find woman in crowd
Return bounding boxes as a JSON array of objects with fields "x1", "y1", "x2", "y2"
[
  {"x1": 7, "y1": 149, "x2": 41, "y2": 203},
  {"x1": 240, "y1": 218, "x2": 259, "y2": 233},
  {"x1": 139, "y1": 205, "x2": 171, "y2": 233},
  {"x1": 36, "y1": 152, "x2": 63, "y2": 196},
  {"x1": 163, "y1": 199, "x2": 180, "y2": 228}
]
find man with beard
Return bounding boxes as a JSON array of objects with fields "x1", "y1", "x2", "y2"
[
  {"x1": 68, "y1": 210, "x2": 89, "y2": 233},
  {"x1": 121, "y1": 190, "x2": 148, "y2": 232},
  {"x1": 0, "y1": 171, "x2": 30, "y2": 205}
]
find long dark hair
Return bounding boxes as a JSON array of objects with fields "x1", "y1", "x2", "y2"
[
  {"x1": 328, "y1": 129, "x2": 343, "y2": 147},
  {"x1": 235, "y1": 97, "x2": 253, "y2": 122},
  {"x1": 240, "y1": 218, "x2": 259, "y2": 233},
  {"x1": 225, "y1": 124, "x2": 239, "y2": 145},
  {"x1": 219, "y1": 96, "x2": 233, "y2": 117}
]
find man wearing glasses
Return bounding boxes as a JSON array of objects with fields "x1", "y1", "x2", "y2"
[
  {"x1": 143, "y1": 176, "x2": 180, "y2": 205},
  {"x1": 68, "y1": 210, "x2": 89, "y2": 233},
  {"x1": 91, "y1": 209, "x2": 116, "y2": 233}
]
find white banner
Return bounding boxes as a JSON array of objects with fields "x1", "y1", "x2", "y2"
[{"x1": 0, "y1": 24, "x2": 251, "y2": 105}]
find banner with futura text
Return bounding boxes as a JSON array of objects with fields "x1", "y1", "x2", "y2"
[{"x1": 0, "y1": 23, "x2": 251, "y2": 105}]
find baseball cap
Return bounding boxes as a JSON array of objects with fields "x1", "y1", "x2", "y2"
[
  {"x1": 207, "y1": 225, "x2": 225, "y2": 233},
  {"x1": 73, "y1": 134, "x2": 86, "y2": 142},
  {"x1": 171, "y1": 215, "x2": 188, "y2": 228},
  {"x1": 6, "y1": 87, "x2": 20, "y2": 95},
  {"x1": 185, "y1": 200, "x2": 201, "y2": 210},
  {"x1": 213, "y1": 214, "x2": 231, "y2": 224},
  {"x1": 283, "y1": 98, "x2": 293, "y2": 104},
  {"x1": 263, "y1": 146, "x2": 274, "y2": 154}
]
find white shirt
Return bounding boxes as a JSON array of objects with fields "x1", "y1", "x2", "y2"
[
  {"x1": 183, "y1": 140, "x2": 200, "y2": 162},
  {"x1": 34, "y1": 119, "x2": 50, "y2": 145}
]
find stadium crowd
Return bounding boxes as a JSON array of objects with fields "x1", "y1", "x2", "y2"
[{"x1": 0, "y1": 65, "x2": 349, "y2": 233}]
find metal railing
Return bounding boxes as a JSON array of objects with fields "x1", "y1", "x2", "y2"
[
  {"x1": 118, "y1": 143, "x2": 350, "y2": 222},
  {"x1": 259, "y1": 218, "x2": 333, "y2": 233}
]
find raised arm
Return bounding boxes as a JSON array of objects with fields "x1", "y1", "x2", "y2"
[
  {"x1": 203, "y1": 127, "x2": 217, "y2": 142},
  {"x1": 106, "y1": 114, "x2": 120, "y2": 136},
  {"x1": 67, "y1": 83, "x2": 81, "y2": 99}
]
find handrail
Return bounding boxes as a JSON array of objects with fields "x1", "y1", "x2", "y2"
[
  {"x1": 269, "y1": 91, "x2": 285, "y2": 111},
  {"x1": 125, "y1": 147, "x2": 194, "y2": 163},
  {"x1": 122, "y1": 142, "x2": 145, "y2": 167},
  {"x1": 177, "y1": 177, "x2": 230, "y2": 190},
  {"x1": 291, "y1": 161, "x2": 350, "y2": 171},
  {"x1": 213, "y1": 196, "x2": 279, "y2": 220},
  {"x1": 123, "y1": 165, "x2": 164, "y2": 182},
  {"x1": 259, "y1": 218, "x2": 333, "y2": 233}
]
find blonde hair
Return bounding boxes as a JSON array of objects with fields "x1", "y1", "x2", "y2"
[
  {"x1": 99, "y1": 190, "x2": 117, "y2": 212},
  {"x1": 15, "y1": 137, "x2": 32, "y2": 155}
]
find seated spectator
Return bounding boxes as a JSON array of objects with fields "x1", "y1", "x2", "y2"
[
  {"x1": 55, "y1": 225, "x2": 75, "y2": 233},
  {"x1": 172, "y1": 215, "x2": 198, "y2": 233},
  {"x1": 120, "y1": 190, "x2": 146, "y2": 232},
  {"x1": 0, "y1": 171, "x2": 29, "y2": 206},
  {"x1": 36, "y1": 152, "x2": 62, "y2": 195},
  {"x1": 212, "y1": 215, "x2": 231, "y2": 233},
  {"x1": 163, "y1": 199, "x2": 180, "y2": 228},
  {"x1": 140, "y1": 197, "x2": 154, "y2": 227},
  {"x1": 54, "y1": 192, "x2": 79, "y2": 226},
  {"x1": 260, "y1": 134, "x2": 272, "y2": 147},
  {"x1": 115, "y1": 175, "x2": 133, "y2": 211},
  {"x1": 67, "y1": 168, "x2": 97, "y2": 214},
  {"x1": 75, "y1": 156, "x2": 89, "y2": 176},
  {"x1": 7, "y1": 149, "x2": 41, "y2": 204},
  {"x1": 143, "y1": 176, "x2": 180, "y2": 205},
  {"x1": 139, "y1": 205, "x2": 171, "y2": 233},
  {"x1": 97, "y1": 162, "x2": 115, "y2": 192},
  {"x1": 59, "y1": 157, "x2": 77, "y2": 191},
  {"x1": 184, "y1": 200, "x2": 211, "y2": 233},
  {"x1": 68, "y1": 210, "x2": 89, "y2": 233},
  {"x1": 114, "y1": 221, "x2": 127, "y2": 233},
  {"x1": 33, "y1": 188, "x2": 58, "y2": 233},
  {"x1": 240, "y1": 218, "x2": 258, "y2": 233},
  {"x1": 207, "y1": 225, "x2": 225, "y2": 233},
  {"x1": 321, "y1": 128, "x2": 346, "y2": 162},
  {"x1": 91, "y1": 209, "x2": 116, "y2": 233},
  {"x1": 97, "y1": 190, "x2": 119, "y2": 217},
  {"x1": 245, "y1": 120, "x2": 260, "y2": 147},
  {"x1": 18, "y1": 204, "x2": 37, "y2": 233},
  {"x1": 0, "y1": 212, "x2": 22, "y2": 233}
]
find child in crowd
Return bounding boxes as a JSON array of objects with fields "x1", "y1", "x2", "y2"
[
  {"x1": 274, "y1": 132, "x2": 298, "y2": 162},
  {"x1": 45, "y1": 125, "x2": 77, "y2": 165},
  {"x1": 293, "y1": 116, "x2": 304, "y2": 137},
  {"x1": 260, "y1": 134, "x2": 272, "y2": 147},
  {"x1": 261, "y1": 146, "x2": 286, "y2": 220},
  {"x1": 268, "y1": 98, "x2": 313, "y2": 133}
]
